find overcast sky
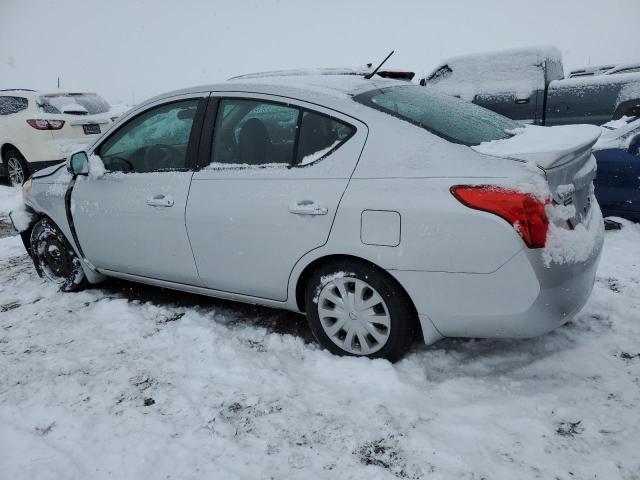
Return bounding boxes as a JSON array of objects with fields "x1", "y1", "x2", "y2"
[{"x1": 1, "y1": 0, "x2": 638, "y2": 105}]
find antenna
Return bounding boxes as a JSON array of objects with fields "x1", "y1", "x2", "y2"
[
  {"x1": 57, "y1": 76, "x2": 60, "y2": 89},
  {"x1": 364, "y1": 51, "x2": 394, "y2": 79}
]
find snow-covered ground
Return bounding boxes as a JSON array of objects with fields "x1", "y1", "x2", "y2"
[{"x1": 0, "y1": 184, "x2": 639, "y2": 479}]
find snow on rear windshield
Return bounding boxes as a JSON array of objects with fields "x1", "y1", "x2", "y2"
[
  {"x1": 354, "y1": 85, "x2": 521, "y2": 146},
  {"x1": 37, "y1": 94, "x2": 110, "y2": 115}
]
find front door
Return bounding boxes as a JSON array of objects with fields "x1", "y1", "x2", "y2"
[
  {"x1": 186, "y1": 95, "x2": 367, "y2": 301},
  {"x1": 72, "y1": 96, "x2": 206, "y2": 285}
]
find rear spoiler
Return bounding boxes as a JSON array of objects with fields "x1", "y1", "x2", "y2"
[{"x1": 377, "y1": 70, "x2": 415, "y2": 81}]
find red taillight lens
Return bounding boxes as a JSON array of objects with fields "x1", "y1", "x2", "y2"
[
  {"x1": 26, "y1": 119, "x2": 65, "y2": 130},
  {"x1": 451, "y1": 185, "x2": 549, "y2": 248}
]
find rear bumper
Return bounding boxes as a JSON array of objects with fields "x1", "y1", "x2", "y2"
[{"x1": 392, "y1": 204, "x2": 604, "y2": 341}]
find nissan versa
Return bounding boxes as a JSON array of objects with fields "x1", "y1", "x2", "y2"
[{"x1": 11, "y1": 74, "x2": 605, "y2": 361}]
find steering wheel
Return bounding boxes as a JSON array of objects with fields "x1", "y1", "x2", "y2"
[
  {"x1": 109, "y1": 156, "x2": 135, "y2": 172},
  {"x1": 144, "y1": 144, "x2": 181, "y2": 169}
]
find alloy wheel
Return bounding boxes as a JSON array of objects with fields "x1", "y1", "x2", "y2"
[
  {"x1": 7, "y1": 156, "x2": 25, "y2": 186},
  {"x1": 316, "y1": 276, "x2": 391, "y2": 355}
]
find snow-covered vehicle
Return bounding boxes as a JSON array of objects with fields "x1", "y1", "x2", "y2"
[
  {"x1": 569, "y1": 62, "x2": 640, "y2": 78},
  {"x1": 420, "y1": 46, "x2": 640, "y2": 126},
  {"x1": 592, "y1": 116, "x2": 640, "y2": 221},
  {"x1": 11, "y1": 75, "x2": 604, "y2": 361},
  {"x1": 0, "y1": 89, "x2": 117, "y2": 186}
]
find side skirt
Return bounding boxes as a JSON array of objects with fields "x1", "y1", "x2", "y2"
[{"x1": 97, "y1": 268, "x2": 301, "y2": 313}]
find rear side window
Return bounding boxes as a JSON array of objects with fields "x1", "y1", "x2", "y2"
[
  {"x1": 210, "y1": 98, "x2": 355, "y2": 167},
  {"x1": 99, "y1": 100, "x2": 198, "y2": 173},
  {"x1": 354, "y1": 85, "x2": 521, "y2": 146},
  {"x1": 0, "y1": 96, "x2": 28, "y2": 115},
  {"x1": 213, "y1": 99, "x2": 300, "y2": 166}
]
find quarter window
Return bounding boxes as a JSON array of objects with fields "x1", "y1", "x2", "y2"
[
  {"x1": 99, "y1": 100, "x2": 198, "y2": 173},
  {"x1": 0, "y1": 96, "x2": 28, "y2": 115},
  {"x1": 210, "y1": 99, "x2": 355, "y2": 167},
  {"x1": 296, "y1": 111, "x2": 354, "y2": 165}
]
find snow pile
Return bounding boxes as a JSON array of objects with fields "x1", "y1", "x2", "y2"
[
  {"x1": 472, "y1": 124, "x2": 601, "y2": 167},
  {"x1": 0, "y1": 185, "x2": 31, "y2": 231},
  {"x1": 594, "y1": 116, "x2": 640, "y2": 151},
  {"x1": 0, "y1": 221, "x2": 639, "y2": 479},
  {"x1": 0, "y1": 186, "x2": 22, "y2": 218},
  {"x1": 542, "y1": 200, "x2": 604, "y2": 267},
  {"x1": 423, "y1": 46, "x2": 562, "y2": 101},
  {"x1": 88, "y1": 153, "x2": 106, "y2": 178}
]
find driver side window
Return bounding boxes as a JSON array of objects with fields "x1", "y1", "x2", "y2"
[{"x1": 99, "y1": 100, "x2": 199, "y2": 173}]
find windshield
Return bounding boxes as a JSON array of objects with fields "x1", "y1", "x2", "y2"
[
  {"x1": 354, "y1": 85, "x2": 521, "y2": 146},
  {"x1": 37, "y1": 93, "x2": 111, "y2": 115}
]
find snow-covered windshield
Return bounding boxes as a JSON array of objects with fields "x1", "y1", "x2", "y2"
[
  {"x1": 37, "y1": 93, "x2": 111, "y2": 115},
  {"x1": 354, "y1": 85, "x2": 521, "y2": 146}
]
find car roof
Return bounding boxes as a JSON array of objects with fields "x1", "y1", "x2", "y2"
[{"x1": 144, "y1": 74, "x2": 409, "y2": 112}]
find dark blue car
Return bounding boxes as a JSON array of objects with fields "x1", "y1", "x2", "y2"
[{"x1": 593, "y1": 117, "x2": 640, "y2": 222}]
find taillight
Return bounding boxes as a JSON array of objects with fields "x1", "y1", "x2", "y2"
[
  {"x1": 26, "y1": 119, "x2": 65, "y2": 130},
  {"x1": 451, "y1": 185, "x2": 549, "y2": 248}
]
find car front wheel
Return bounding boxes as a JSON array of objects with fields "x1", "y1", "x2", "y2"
[
  {"x1": 304, "y1": 260, "x2": 417, "y2": 362},
  {"x1": 30, "y1": 218, "x2": 88, "y2": 292}
]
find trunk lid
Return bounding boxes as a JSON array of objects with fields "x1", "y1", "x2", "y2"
[{"x1": 472, "y1": 124, "x2": 601, "y2": 226}]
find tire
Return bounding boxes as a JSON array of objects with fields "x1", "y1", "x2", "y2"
[
  {"x1": 304, "y1": 259, "x2": 417, "y2": 362},
  {"x1": 30, "y1": 218, "x2": 88, "y2": 292},
  {"x1": 4, "y1": 148, "x2": 29, "y2": 187}
]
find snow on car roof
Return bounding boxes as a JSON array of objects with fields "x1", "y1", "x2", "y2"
[
  {"x1": 421, "y1": 45, "x2": 562, "y2": 100},
  {"x1": 38, "y1": 91, "x2": 98, "y2": 97},
  {"x1": 141, "y1": 74, "x2": 408, "y2": 113}
]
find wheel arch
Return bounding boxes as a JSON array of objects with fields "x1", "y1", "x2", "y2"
[
  {"x1": 293, "y1": 253, "x2": 423, "y2": 337},
  {"x1": 1, "y1": 143, "x2": 23, "y2": 161},
  {"x1": 613, "y1": 98, "x2": 640, "y2": 119}
]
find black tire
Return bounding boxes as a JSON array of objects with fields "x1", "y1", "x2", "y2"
[
  {"x1": 30, "y1": 218, "x2": 88, "y2": 292},
  {"x1": 3, "y1": 148, "x2": 29, "y2": 187},
  {"x1": 304, "y1": 259, "x2": 418, "y2": 362}
]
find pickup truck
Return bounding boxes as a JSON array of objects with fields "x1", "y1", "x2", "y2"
[{"x1": 419, "y1": 46, "x2": 640, "y2": 126}]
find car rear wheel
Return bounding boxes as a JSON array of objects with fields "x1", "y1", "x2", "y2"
[
  {"x1": 4, "y1": 148, "x2": 29, "y2": 187},
  {"x1": 304, "y1": 260, "x2": 417, "y2": 362},
  {"x1": 30, "y1": 218, "x2": 88, "y2": 292}
]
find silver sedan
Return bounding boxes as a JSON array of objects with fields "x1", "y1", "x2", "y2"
[{"x1": 13, "y1": 74, "x2": 604, "y2": 361}]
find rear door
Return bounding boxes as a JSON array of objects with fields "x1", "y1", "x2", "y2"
[
  {"x1": 186, "y1": 94, "x2": 367, "y2": 301},
  {"x1": 71, "y1": 94, "x2": 207, "y2": 284}
]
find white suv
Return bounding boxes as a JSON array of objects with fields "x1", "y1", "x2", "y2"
[{"x1": 0, "y1": 89, "x2": 116, "y2": 186}]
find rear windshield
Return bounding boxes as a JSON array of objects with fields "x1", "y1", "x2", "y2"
[
  {"x1": 37, "y1": 93, "x2": 111, "y2": 115},
  {"x1": 353, "y1": 85, "x2": 521, "y2": 146}
]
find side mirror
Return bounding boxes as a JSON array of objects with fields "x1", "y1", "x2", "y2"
[{"x1": 67, "y1": 151, "x2": 89, "y2": 176}]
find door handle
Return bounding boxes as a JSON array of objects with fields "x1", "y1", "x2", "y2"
[
  {"x1": 146, "y1": 194, "x2": 174, "y2": 207},
  {"x1": 289, "y1": 200, "x2": 328, "y2": 216}
]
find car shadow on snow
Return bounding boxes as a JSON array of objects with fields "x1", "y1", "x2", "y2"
[{"x1": 99, "y1": 278, "x2": 315, "y2": 343}]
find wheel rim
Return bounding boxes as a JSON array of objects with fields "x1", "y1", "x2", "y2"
[
  {"x1": 35, "y1": 231, "x2": 74, "y2": 284},
  {"x1": 317, "y1": 276, "x2": 391, "y2": 355},
  {"x1": 7, "y1": 156, "x2": 24, "y2": 186}
]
